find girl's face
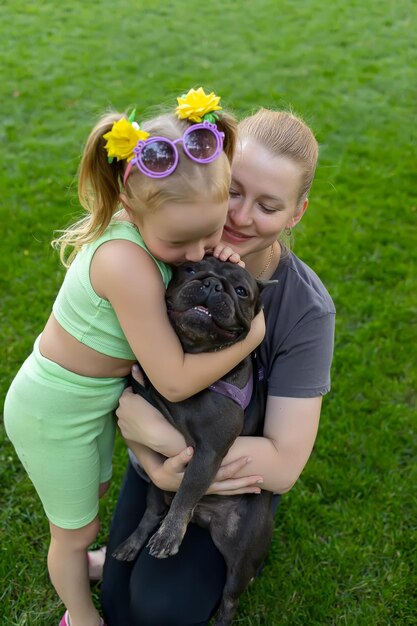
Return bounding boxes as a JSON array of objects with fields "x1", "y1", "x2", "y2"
[
  {"x1": 136, "y1": 198, "x2": 227, "y2": 265},
  {"x1": 222, "y1": 138, "x2": 308, "y2": 259}
]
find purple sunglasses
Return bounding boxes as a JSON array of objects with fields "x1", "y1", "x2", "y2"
[{"x1": 123, "y1": 121, "x2": 225, "y2": 184}]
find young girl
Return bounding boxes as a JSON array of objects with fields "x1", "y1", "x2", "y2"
[{"x1": 4, "y1": 88, "x2": 264, "y2": 626}]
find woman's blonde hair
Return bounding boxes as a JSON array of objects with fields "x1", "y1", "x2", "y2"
[
  {"x1": 52, "y1": 108, "x2": 237, "y2": 266},
  {"x1": 238, "y1": 108, "x2": 318, "y2": 207}
]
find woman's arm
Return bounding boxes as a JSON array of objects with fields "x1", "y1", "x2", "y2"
[
  {"x1": 118, "y1": 386, "x2": 186, "y2": 457},
  {"x1": 131, "y1": 443, "x2": 263, "y2": 495},
  {"x1": 116, "y1": 386, "x2": 321, "y2": 494},
  {"x1": 220, "y1": 395, "x2": 322, "y2": 493},
  {"x1": 92, "y1": 240, "x2": 264, "y2": 402}
]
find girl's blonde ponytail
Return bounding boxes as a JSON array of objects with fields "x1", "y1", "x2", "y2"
[
  {"x1": 215, "y1": 110, "x2": 238, "y2": 165},
  {"x1": 52, "y1": 91, "x2": 239, "y2": 267},
  {"x1": 52, "y1": 113, "x2": 126, "y2": 266}
]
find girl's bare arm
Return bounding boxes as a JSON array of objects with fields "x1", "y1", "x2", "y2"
[{"x1": 92, "y1": 240, "x2": 265, "y2": 402}]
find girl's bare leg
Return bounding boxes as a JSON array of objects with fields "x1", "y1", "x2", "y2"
[
  {"x1": 87, "y1": 481, "x2": 110, "y2": 581},
  {"x1": 98, "y1": 481, "x2": 110, "y2": 499},
  {"x1": 48, "y1": 517, "x2": 102, "y2": 626}
]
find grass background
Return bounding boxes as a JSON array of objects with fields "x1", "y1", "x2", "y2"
[{"x1": 1, "y1": 0, "x2": 416, "y2": 624}]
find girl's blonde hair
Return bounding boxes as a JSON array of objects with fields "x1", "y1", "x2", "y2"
[
  {"x1": 53, "y1": 108, "x2": 237, "y2": 266},
  {"x1": 238, "y1": 108, "x2": 318, "y2": 207}
]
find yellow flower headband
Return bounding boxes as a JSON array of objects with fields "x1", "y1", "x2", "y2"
[
  {"x1": 103, "y1": 88, "x2": 223, "y2": 165},
  {"x1": 103, "y1": 110, "x2": 149, "y2": 163},
  {"x1": 176, "y1": 87, "x2": 222, "y2": 123}
]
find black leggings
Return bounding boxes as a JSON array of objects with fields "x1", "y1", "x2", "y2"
[{"x1": 101, "y1": 462, "x2": 280, "y2": 626}]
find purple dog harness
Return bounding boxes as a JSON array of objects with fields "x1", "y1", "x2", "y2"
[{"x1": 209, "y1": 375, "x2": 253, "y2": 410}]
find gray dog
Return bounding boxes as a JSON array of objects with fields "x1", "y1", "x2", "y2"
[{"x1": 114, "y1": 256, "x2": 274, "y2": 626}]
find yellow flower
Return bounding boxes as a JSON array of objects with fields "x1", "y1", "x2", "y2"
[
  {"x1": 103, "y1": 118, "x2": 150, "y2": 162},
  {"x1": 176, "y1": 87, "x2": 222, "y2": 123}
]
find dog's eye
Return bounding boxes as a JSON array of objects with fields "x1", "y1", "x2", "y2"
[
  {"x1": 184, "y1": 266, "x2": 197, "y2": 275},
  {"x1": 235, "y1": 286, "x2": 248, "y2": 298}
]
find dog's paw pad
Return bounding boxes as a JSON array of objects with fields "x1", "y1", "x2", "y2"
[
  {"x1": 147, "y1": 529, "x2": 180, "y2": 559},
  {"x1": 112, "y1": 542, "x2": 139, "y2": 562}
]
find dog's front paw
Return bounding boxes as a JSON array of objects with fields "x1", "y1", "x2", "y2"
[
  {"x1": 112, "y1": 538, "x2": 141, "y2": 562},
  {"x1": 147, "y1": 523, "x2": 184, "y2": 559}
]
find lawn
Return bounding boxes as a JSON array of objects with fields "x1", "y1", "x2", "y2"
[{"x1": 1, "y1": 0, "x2": 416, "y2": 624}]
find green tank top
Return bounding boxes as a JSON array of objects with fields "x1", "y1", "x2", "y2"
[{"x1": 52, "y1": 220, "x2": 172, "y2": 359}]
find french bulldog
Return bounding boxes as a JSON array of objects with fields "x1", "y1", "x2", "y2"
[{"x1": 114, "y1": 256, "x2": 275, "y2": 626}]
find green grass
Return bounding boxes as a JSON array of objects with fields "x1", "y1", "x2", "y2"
[{"x1": 1, "y1": 0, "x2": 416, "y2": 624}]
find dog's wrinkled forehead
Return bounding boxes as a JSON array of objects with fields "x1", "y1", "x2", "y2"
[
  {"x1": 166, "y1": 257, "x2": 262, "y2": 352},
  {"x1": 168, "y1": 257, "x2": 257, "y2": 295}
]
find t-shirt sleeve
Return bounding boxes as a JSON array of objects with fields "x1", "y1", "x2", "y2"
[{"x1": 267, "y1": 312, "x2": 335, "y2": 398}]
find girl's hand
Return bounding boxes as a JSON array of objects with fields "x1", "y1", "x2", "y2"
[{"x1": 212, "y1": 244, "x2": 245, "y2": 267}]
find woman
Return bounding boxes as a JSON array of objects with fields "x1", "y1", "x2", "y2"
[{"x1": 100, "y1": 108, "x2": 335, "y2": 626}]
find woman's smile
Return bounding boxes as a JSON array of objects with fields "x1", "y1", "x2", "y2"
[{"x1": 222, "y1": 225, "x2": 254, "y2": 243}]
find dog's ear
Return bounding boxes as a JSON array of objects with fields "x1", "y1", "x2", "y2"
[
  {"x1": 256, "y1": 278, "x2": 279, "y2": 293},
  {"x1": 252, "y1": 280, "x2": 278, "y2": 315},
  {"x1": 250, "y1": 278, "x2": 279, "y2": 315}
]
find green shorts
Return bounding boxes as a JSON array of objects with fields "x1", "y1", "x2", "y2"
[{"x1": 4, "y1": 336, "x2": 126, "y2": 529}]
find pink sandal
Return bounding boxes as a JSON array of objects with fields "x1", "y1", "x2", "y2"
[
  {"x1": 87, "y1": 546, "x2": 107, "y2": 582},
  {"x1": 59, "y1": 611, "x2": 106, "y2": 626},
  {"x1": 59, "y1": 612, "x2": 70, "y2": 626}
]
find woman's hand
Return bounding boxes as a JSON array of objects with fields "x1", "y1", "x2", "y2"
[
  {"x1": 116, "y1": 386, "x2": 153, "y2": 444},
  {"x1": 150, "y1": 446, "x2": 194, "y2": 491},
  {"x1": 150, "y1": 448, "x2": 264, "y2": 495},
  {"x1": 116, "y1": 366, "x2": 186, "y2": 456},
  {"x1": 130, "y1": 363, "x2": 145, "y2": 385},
  {"x1": 206, "y1": 456, "x2": 263, "y2": 495},
  {"x1": 116, "y1": 365, "x2": 147, "y2": 446},
  {"x1": 212, "y1": 244, "x2": 245, "y2": 267}
]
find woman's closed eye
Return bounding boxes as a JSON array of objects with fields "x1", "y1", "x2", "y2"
[
  {"x1": 258, "y1": 203, "x2": 279, "y2": 213},
  {"x1": 257, "y1": 200, "x2": 286, "y2": 213}
]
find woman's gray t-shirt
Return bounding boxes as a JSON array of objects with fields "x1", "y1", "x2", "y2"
[
  {"x1": 258, "y1": 250, "x2": 335, "y2": 398},
  {"x1": 129, "y1": 250, "x2": 335, "y2": 476}
]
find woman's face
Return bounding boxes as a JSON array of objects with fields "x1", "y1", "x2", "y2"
[{"x1": 222, "y1": 138, "x2": 308, "y2": 258}]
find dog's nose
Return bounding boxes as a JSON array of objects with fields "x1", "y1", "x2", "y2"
[{"x1": 203, "y1": 277, "x2": 223, "y2": 293}]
